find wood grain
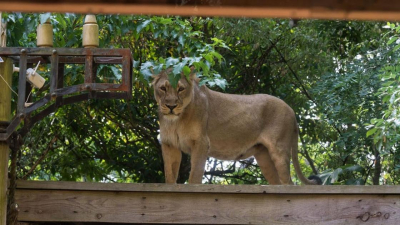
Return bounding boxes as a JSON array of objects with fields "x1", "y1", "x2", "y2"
[
  {"x1": 16, "y1": 180, "x2": 400, "y2": 194},
  {"x1": 14, "y1": 181, "x2": 400, "y2": 224},
  {"x1": 0, "y1": 1, "x2": 400, "y2": 21},
  {"x1": 0, "y1": 58, "x2": 13, "y2": 225}
]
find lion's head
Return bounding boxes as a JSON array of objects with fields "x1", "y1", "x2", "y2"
[{"x1": 152, "y1": 70, "x2": 194, "y2": 120}]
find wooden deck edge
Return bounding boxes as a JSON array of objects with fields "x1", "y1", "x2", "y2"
[
  {"x1": 15, "y1": 180, "x2": 400, "y2": 195},
  {"x1": 13, "y1": 181, "x2": 400, "y2": 224}
]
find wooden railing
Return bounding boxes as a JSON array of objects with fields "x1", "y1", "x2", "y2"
[
  {"x1": 14, "y1": 180, "x2": 400, "y2": 224},
  {"x1": 1, "y1": 1, "x2": 400, "y2": 21}
]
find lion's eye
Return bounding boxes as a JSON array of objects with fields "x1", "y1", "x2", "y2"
[
  {"x1": 160, "y1": 87, "x2": 166, "y2": 91},
  {"x1": 178, "y1": 87, "x2": 185, "y2": 92}
]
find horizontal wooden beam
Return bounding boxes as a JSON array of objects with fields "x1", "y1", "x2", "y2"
[
  {"x1": 15, "y1": 181, "x2": 400, "y2": 224},
  {"x1": 0, "y1": 0, "x2": 400, "y2": 21},
  {"x1": 15, "y1": 180, "x2": 400, "y2": 194}
]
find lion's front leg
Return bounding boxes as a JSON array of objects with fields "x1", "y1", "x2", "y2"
[
  {"x1": 162, "y1": 143, "x2": 182, "y2": 184},
  {"x1": 188, "y1": 138, "x2": 209, "y2": 184}
]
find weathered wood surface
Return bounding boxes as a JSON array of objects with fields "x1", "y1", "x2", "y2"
[
  {"x1": 14, "y1": 181, "x2": 400, "y2": 224},
  {"x1": 0, "y1": 58, "x2": 13, "y2": 225},
  {"x1": 15, "y1": 180, "x2": 400, "y2": 195},
  {"x1": 0, "y1": 0, "x2": 400, "y2": 21}
]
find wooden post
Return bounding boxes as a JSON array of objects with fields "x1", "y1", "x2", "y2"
[
  {"x1": 0, "y1": 12, "x2": 11, "y2": 224},
  {"x1": 0, "y1": 57, "x2": 12, "y2": 225}
]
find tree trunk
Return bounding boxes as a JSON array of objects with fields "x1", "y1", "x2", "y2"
[{"x1": 372, "y1": 148, "x2": 381, "y2": 185}]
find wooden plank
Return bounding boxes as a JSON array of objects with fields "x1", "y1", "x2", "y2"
[
  {"x1": 0, "y1": 57, "x2": 13, "y2": 225},
  {"x1": 0, "y1": 47, "x2": 130, "y2": 57},
  {"x1": 1, "y1": 0, "x2": 400, "y2": 21},
  {"x1": 14, "y1": 181, "x2": 400, "y2": 224},
  {"x1": 15, "y1": 180, "x2": 400, "y2": 195},
  {"x1": 17, "y1": 52, "x2": 27, "y2": 114},
  {"x1": 49, "y1": 49, "x2": 59, "y2": 97},
  {"x1": 84, "y1": 54, "x2": 94, "y2": 83}
]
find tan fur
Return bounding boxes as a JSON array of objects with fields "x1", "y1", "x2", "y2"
[{"x1": 153, "y1": 70, "x2": 317, "y2": 185}]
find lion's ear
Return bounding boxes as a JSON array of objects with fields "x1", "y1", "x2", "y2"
[
  {"x1": 189, "y1": 73, "x2": 200, "y2": 83},
  {"x1": 189, "y1": 67, "x2": 200, "y2": 82},
  {"x1": 151, "y1": 75, "x2": 161, "y2": 86}
]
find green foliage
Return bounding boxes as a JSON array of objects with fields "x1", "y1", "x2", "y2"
[
  {"x1": 319, "y1": 165, "x2": 364, "y2": 185},
  {"x1": 4, "y1": 12, "x2": 399, "y2": 185},
  {"x1": 39, "y1": 13, "x2": 51, "y2": 24},
  {"x1": 311, "y1": 21, "x2": 400, "y2": 184},
  {"x1": 364, "y1": 23, "x2": 400, "y2": 178},
  {"x1": 134, "y1": 17, "x2": 229, "y2": 89}
]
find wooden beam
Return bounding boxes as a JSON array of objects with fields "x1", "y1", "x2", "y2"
[
  {"x1": 0, "y1": 58, "x2": 13, "y2": 225},
  {"x1": 15, "y1": 181, "x2": 400, "y2": 224},
  {"x1": 15, "y1": 180, "x2": 400, "y2": 194},
  {"x1": 0, "y1": 0, "x2": 400, "y2": 21}
]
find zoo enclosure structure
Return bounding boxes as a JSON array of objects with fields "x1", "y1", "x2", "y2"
[
  {"x1": 1, "y1": 1, "x2": 400, "y2": 225},
  {"x1": 0, "y1": 47, "x2": 133, "y2": 141},
  {"x1": 0, "y1": 47, "x2": 133, "y2": 225},
  {"x1": 1, "y1": 47, "x2": 399, "y2": 224}
]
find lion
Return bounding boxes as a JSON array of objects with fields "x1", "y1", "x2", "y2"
[{"x1": 152, "y1": 69, "x2": 320, "y2": 185}]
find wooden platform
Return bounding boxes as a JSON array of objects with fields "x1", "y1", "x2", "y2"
[{"x1": 14, "y1": 181, "x2": 400, "y2": 224}]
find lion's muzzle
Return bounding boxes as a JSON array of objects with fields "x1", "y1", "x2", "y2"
[
  {"x1": 166, "y1": 104, "x2": 177, "y2": 113},
  {"x1": 160, "y1": 104, "x2": 181, "y2": 118}
]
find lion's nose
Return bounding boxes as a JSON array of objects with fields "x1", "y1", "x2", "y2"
[{"x1": 166, "y1": 104, "x2": 177, "y2": 111}]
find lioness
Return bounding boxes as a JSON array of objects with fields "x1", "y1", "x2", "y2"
[{"x1": 153, "y1": 69, "x2": 319, "y2": 185}]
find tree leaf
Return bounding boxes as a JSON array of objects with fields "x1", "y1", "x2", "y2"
[
  {"x1": 331, "y1": 168, "x2": 343, "y2": 183},
  {"x1": 153, "y1": 64, "x2": 164, "y2": 74},
  {"x1": 215, "y1": 79, "x2": 226, "y2": 90},
  {"x1": 210, "y1": 51, "x2": 223, "y2": 64},
  {"x1": 140, "y1": 69, "x2": 153, "y2": 80},
  {"x1": 168, "y1": 72, "x2": 180, "y2": 88},
  {"x1": 182, "y1": 65, "x2": 191, "y2": 77},
  {"x1": 137, "y1": 19, "x2": 151, "y2": 33},
  {"x1": 133, "y1": 60, "x2": 140, "y2": 68},
  {"x1": 166, "y1": 57, "x2": 179, "y2": 67},
  {"x1": 366, "y1": 127, "x2": 378, "y2": 137},
  {"x1": 178, "y1": 35, "x2": 186, "y2": 46},
  {"x1": 159, "y1": 57, "x2": 166, "y2": 64},
  {"x1": 141, "y1": 61, "x2": 154, "y2": 70},
  {"x1": 203, "y1": 53, "x2": 214, "y2": 64},
  {"x1": 388, "y1": 36, "x2": 398, "y2": 45},
  {"x1": 173, "y1": 62, "x2": 186, "y2": 75},
  {"x1": 343, "y1": 165, "x2": 363, "y2": 173},
  {"x1": 40, "y1": 13, "x2": 51, "y2": 24},
  {"x1": 110, "y1": 66, "x2": 122, "y2": 80}
]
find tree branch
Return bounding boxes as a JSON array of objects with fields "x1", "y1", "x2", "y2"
[
  {"x1": 204, "y1": 169, "x2": 236, "y2": 176},
  {"x1": 22, "y1": 136, "x2": 58, "y2": 180},
  {"x1": 372, "y1": 145, "x2": 381, "y2": 185},
  {"x1": 270, "y1": 39, "x2": 314, "y2": 102},
  {"x1": 299, "y1": 134, "x2": 319, "y2": 175},
  {"x1": 270, "y1": 39, "x2": 343, "y2": 136}
]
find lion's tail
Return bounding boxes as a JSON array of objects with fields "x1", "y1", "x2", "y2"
[{"x1": 291, "y1": 127, "x2": 321, "y2": 185}]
